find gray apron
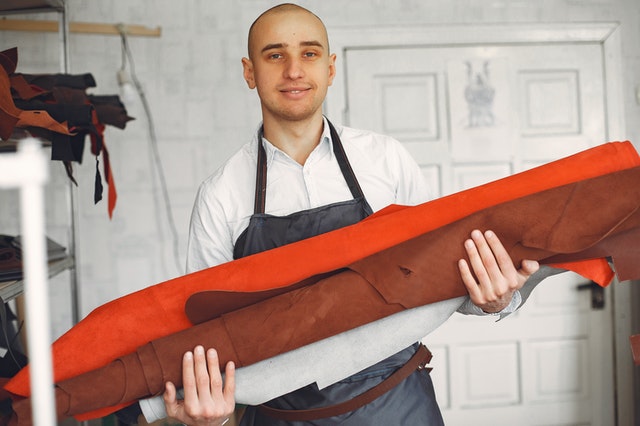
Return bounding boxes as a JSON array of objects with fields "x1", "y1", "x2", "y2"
[{"x1": 237, "y1": 121, "x2": 444, "y2": 425}]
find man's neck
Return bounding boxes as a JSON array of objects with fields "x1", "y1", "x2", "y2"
[{"x1": 262, "y1": 115, "x2": 325, "y2": 165}]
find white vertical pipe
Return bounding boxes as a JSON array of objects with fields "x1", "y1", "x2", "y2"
[{"x1": 18, "y1": 139, "x2": 56, "y2": 426}]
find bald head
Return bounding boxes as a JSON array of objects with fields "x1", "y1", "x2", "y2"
[{"x1": 247, "y1": 3, "x2": 329, "y2": 60}]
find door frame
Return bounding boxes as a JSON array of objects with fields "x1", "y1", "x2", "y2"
[{"x1": 325, "y1": 22, "x2": 633, "y2": 424}]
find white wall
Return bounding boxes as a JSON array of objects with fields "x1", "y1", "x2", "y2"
[{"x1": 0, "y1": 0, "x2": 638, "y2": 337}]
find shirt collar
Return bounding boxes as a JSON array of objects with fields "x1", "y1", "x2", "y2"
[
  {"x1": 254, "y1": 117, "x2": 335, "y2": 167},
  {"x1": 320, "y1": 117, "x2": 334, "y2": 160}
]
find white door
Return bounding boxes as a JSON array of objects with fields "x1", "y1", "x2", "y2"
[{"x1": 336, "y1": 42, "x2": 614, "y2": 425}]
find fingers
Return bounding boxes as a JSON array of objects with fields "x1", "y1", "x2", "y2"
[
  {"x1": 195, "y1": 346, "x2": 216, "y2": 402},
  {"x1": 458, "y1": 257, "x2": 481, "y2": 300},
  {"x1": 469, "y1": 230, "x2": 514, "y2": 285},
  {"x1": 187, "y1": 346, "x2": 224, "y2": 409},
  {"x1": 459, "y1": 230, "x2": 538, "y2": 313},
  {"x1": 164, "y1": 346, "x2": 236, "y2": 425},
  {"x1": 181, "y1": 347, "x2": 200, "y2": 410},
  {"x1": 203, "y1": 348, "x2": 236, "y2": 404},
  {"x1": 223, "y1": 359, "x2": 236, "y2": 407},
  {"x1": 460, "y1": 230, "x2": 500, "y2": 301},
  {"x1": 206, "y1": 347, "x2": 223, "y2": 398}
]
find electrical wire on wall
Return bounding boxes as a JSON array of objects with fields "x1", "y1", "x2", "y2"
[{"x1": 116, "y1": 24, "x2": 183, "y2": 276}]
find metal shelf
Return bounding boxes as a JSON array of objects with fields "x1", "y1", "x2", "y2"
[
  {"x1": 0, "y1": 0, "x2": 64, "y2": 14},
  {"x1": 0, "y1": 255, "x2": 75, "y2": 302},
  {"x1": 1, "y1": 3, "x2": 74, "y2": 424}
]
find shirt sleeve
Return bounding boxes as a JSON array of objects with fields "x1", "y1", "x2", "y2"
[
  {"x1": 386, "y1": 137, "x2": 431, "y2": 206},
  {"x1": 185, "y1": 181, "x2": 235, "y2": 273},
  {"x1": 456, "y1": 291, "x2": 523, "y2": 320}
]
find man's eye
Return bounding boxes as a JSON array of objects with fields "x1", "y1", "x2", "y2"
[
  {"x1": 269, "y1": 53, "x2": 283, "y2": 59},
  {"x1": 304, "y1": 52, "x2": 317, "y2": 58}
]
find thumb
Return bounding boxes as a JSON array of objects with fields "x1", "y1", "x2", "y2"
[
  {"x1": 163, "y1": 381, "x2": 179, "y2": 411},
  {"x1": 520, "y1": 259, "x2": 540, "y2": 275}
]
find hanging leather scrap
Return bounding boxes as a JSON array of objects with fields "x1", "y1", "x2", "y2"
[
  {"x1": 0, "y1": 48, "x2": 72, "y2": 141},
  {"x1": 1, "y1": 46, "x2": 133, "y2": 218}
]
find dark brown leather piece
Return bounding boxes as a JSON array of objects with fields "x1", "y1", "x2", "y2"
[{"x1": 185, "y1": 271, "x2": 342, "y2": 324}]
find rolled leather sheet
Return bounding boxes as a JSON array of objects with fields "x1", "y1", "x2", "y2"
[
  {"x1": 5, "y1": 141, "x2": 640, "y2": 422},
  {"x1": 9, "y1": 156, "x2": 640, "y2": 424}
]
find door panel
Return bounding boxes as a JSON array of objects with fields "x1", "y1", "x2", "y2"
[{"x1": 343, "y1": 42, "x2": 613, "y2": 425}]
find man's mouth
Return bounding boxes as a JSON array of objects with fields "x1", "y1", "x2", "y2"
[{"x1": 281, "y1": 87, "x2": 310, "y2": 94}]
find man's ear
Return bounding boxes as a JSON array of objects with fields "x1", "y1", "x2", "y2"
[
  {"x1": 327, "y1": 53, "x2": 337, "y2": 86},
  {"x1": 242, "y1": 57, "x2": 256, "y2": 89}
]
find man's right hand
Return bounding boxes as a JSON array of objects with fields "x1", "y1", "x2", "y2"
[{"x1": 164, "y1": 346, "x2": 236, "y2": 426}]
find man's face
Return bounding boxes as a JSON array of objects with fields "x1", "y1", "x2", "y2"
[{"x1": 242, "y1": 9, "x2": 336, "y2": 124}]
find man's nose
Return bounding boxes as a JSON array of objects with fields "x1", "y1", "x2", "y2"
[{"x1": 284, "y1": 57, "x2": 304, "y2": 79}]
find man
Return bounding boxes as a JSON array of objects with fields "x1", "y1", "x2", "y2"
[{"x1": 161, "y1": 4, "x2": 539, "y2": 425}]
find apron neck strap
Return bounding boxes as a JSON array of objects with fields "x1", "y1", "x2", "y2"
[
  {"x1": 254, "y1": 119, "x2": 366, "y2": 214},
  {"x1": 327, "y1": 120, "x2": 367, "y2": 205},
  {"x1": 255, "y1": 128, "x2": 268, "y2": 214}
]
